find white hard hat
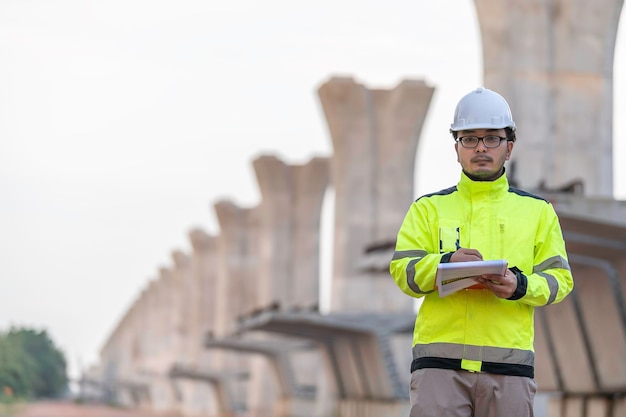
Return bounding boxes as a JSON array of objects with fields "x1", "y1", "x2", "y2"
[{"x1": 450, "y1": 87, "x2": 516, "y2": 132}]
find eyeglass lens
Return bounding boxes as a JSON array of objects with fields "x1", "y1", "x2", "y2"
[{"x1": 459, "y1": 136, "x2": 504, "y2": 148}]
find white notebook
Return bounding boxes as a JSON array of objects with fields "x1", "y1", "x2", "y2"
[{"x1": 435, "y1": 260, "x2": 508, "y2": 297}]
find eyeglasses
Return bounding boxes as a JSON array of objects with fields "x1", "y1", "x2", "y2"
[{"x1": 456, "y1": 135, "x2": 508, "y2": 148}]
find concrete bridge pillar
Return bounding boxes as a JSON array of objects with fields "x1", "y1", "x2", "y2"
[
  {"x1": 474, "y1": 0, "x2": 624, "y2": 197},
  {"x1": 252, "y1": 154, "x2": 329, "y2": 311},
  {"x1": 151, "y1": 267, "x2": 183, "y2": 414},
  {"x1": 186, "y1": 229, "x2": 220, "y2": 416},
  {"x1": 144, "y1": 279, "x2": 162, "y2": 372},
  {"x1": 159, "y1": 266, "x2": 184, "y2": 368},
  {"x1": 213, "y1": 201, "x2": 261, "y2": 337},
  {"x1": 100, "y1": 288, "x2": 156, "y2": 408},
  {"x1": 318, "y1": 76, "x2": 435, "y2": 312},
  {"x1": 213, "y1": 200, "x2": 261, "y2": 410},
  {"x1": 131, "y1": 289, "x2": 153, "y2": 410},
  {"x1": 188, "y1": 228, "x2": 218, "y2": 360},
  {"x1": 171, "y1": 251, "x2": 195, "y2": 363},
  {"x1": 172, "y1": 250, "x2": 212, "y2": 415},
  {"x1": 247, "y1": 155, "x2": 329, "y2": 416},
  {"x1": 114, "y1": 307, "x2": 136, "y2": 407}
]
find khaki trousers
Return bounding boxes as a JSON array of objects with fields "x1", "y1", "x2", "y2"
[{"x1": 409, "y1": 368, "x2": 536, "y2": 417}]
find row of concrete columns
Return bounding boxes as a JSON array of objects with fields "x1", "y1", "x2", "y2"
[{"x1": 92, "y1": 76, "x2": 433, "y2": 417}]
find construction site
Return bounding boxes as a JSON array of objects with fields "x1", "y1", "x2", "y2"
[{"x1": 80, "y1": 1, "x2": 626, "y2": 416}]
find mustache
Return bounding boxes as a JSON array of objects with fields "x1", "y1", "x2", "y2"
[{"x1": 471, "y1": 156, "x2": 493, "y2": 163}]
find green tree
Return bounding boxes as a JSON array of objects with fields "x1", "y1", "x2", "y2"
[
  {"x1": 0, "y1": 327, "x2": 68, "y2": 399},
  {"x1": 0, "y1": 336, "x2": 33, "y2": 398}
]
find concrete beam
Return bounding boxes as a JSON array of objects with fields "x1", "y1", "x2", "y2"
[
  {"x1": 534, "y1": 213, "x2": 626, "y2": 394},
  {"x1": 237, "y1": 310, "x2": 414, "y2": 402},
  {"x1": 204, "y1": 336, "x2": 314, "y2": 398},
  {"x1": 548, "y1": 195, "x2": 626, "y2": 227},
  {"x1": 116, "y1": 379, "x2": 151, "y2": 408},
  {"x1": 169, "y1": 364, "x2": 247, "y2": 417}
]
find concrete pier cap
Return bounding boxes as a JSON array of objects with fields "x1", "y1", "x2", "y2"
[{"x1": 171, "y1": 250, "x2": 190, "y2": 267}]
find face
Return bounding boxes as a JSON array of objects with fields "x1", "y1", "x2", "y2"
[{"x1": 454, "y1": 128, "x2": 514, "y2": 181}]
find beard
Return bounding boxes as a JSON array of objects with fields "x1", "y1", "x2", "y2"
[{"x1": 463, "y1": 161, "x2": 505, "y2": 181}]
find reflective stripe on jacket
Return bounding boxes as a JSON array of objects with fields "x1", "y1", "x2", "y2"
[{"x1": 389, "y1": 172, "x2": 574, "y2": 377}]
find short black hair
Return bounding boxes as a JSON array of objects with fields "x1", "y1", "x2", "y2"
[{"x1": 505, "y1": 127, "x2": 516, "y2": 142}]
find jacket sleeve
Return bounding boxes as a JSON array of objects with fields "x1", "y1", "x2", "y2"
[
  {"x1": 517, "y1": 202, "x2": 574, "y2": 306},
  {"x1": 389, "y1": 201, "x2": 447, "y2": 298}
]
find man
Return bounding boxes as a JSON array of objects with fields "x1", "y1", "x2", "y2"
[{"x1": 389, "y1": 87, "x2": 573, "y2": 417}]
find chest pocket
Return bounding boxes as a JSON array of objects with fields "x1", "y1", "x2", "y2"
[{"x1": 438, "y1": 219, "x2": 463, "y2": 253}]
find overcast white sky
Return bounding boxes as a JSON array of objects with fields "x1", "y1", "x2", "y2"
[{"x1": 1, "y1": 0, "x2": 625, "y2": 380}]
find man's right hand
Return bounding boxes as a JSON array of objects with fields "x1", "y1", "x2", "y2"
[{"x1": 450, "y1": 248, "x2": 483, "y2": 263}]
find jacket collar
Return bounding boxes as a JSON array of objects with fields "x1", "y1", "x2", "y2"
[{"x1": 458, "y1": 169, "x2": 509, "y2": 198}]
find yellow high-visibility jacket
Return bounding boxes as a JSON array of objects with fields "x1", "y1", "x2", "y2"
[{"x1": 390, "y1": 172, "x2": 573, "y2": 377}]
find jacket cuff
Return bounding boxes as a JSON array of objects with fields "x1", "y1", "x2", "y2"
[
  {"x1": 507, "y1": 266, "x2": 528, "y2": 300},
  {"x1": 440, "y1": 252, "x2": 454, "y2": 263}
]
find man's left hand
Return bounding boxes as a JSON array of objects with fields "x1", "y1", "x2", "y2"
[{"x1": 476, "y1": 269, "x2": 517, "y2": 299}]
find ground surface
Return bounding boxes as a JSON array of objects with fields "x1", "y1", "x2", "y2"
[{"x1": 8, "y1": 401, "x2": 180, "y2": 417}]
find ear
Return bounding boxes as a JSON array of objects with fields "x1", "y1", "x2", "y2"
[
  {"x1": 505, "y1": 141, "x2": 514, "y2": 160},
  {"x1": 455, "y1": 143, "x2": 460, "y2": 163}
]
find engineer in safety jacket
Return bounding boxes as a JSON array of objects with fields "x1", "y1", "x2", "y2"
[{"x1": 389, "y1": 87, "x2": 574, "y2": 417}]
